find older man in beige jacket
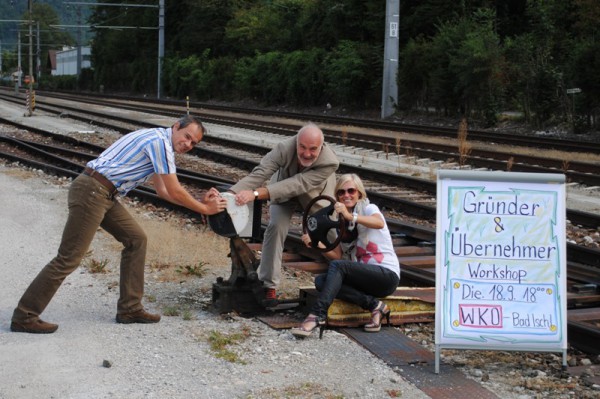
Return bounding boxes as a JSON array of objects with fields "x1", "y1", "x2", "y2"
[{"x1": 232, "y1": 123, "x2": 339, "y2": 307}]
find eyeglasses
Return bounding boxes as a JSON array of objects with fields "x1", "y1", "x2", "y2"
[{"x1": 336, "y1": 187, "x2": 358, "y2": 197}]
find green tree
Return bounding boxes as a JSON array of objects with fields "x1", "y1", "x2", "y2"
[
  {"x1": 164, "y1": 54, "x2": 204, "y2": 99},
  {"x1": 504, "y1": 1, "x2": 568, "y2": 128},
  {"x1": 570, "y1": 41, "x2": 600, "y2": 130},
  {"x1": 397, "y1": 36, "x2": 434, "y2": 112},
  {"x1": 280, "y1": 48, "x2": 327, "y2": 104},
  {"x1": 297, "y1": 0, "x2": 384, "y2": 49},
  {"x1": 398, "y1": 7, "x2": 505, "y2": 124},
  {"x1": 30, "y1": 3, "x2": 75, "y2": 76},
  {"x1": 80, "y1": 0, "x2": 600, "y2": 128},
  {"x1": 90, "y1": 1, "x2": 158, "y2": 92},
  {"x1": 448, "y1": 9, "x2": 505, "y2": 125},
  {"x1": 10, "y1": 3, "x2": 74, "y2": 78},
  {"x1": 166, "y1": 0, "x2": 235, "y2": 57},
  {"x1": 225, "y1": 0, "x2": 304, "y2": 55},
  {"x1": 324, "y1": 40, "x2": 374, "y2": 107}
]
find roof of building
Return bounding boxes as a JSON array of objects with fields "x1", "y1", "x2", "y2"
[{"x1": 47, "y1": 50, "x2": 57, "y2": 71}]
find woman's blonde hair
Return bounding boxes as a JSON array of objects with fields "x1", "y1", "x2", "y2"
[{"x1": 335, "y1": 173, "x2": 369, "y2": 213}]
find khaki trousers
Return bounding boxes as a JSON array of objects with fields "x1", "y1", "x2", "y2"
[
  {"x1": 12, "y1": 174, "x2": 147, "y2": 323},
  {"x1": 258, "y1": 202, "x2": 296, "y2": 288},
  {"x1": 259, "y1": 199, "x2": 335, "y2": 289}
]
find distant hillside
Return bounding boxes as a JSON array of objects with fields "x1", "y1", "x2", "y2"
[{"x1": 0, "y1": 0, "x2": 94, "y2": 51}]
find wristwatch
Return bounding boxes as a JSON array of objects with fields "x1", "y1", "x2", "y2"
[{"x1": 253, "y1": 190, "x2": 259, "y2": 199}]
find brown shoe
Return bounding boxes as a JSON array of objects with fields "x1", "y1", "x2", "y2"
[
  {"x1": 116, "y1": 309, "x2": 161, "y2": 324},
  {"x1": 11, "y1": 319, "x2": 59, "y2": 334}
]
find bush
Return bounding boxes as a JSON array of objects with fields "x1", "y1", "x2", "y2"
[
  {"x1": 195, "y1": 56, "x2": 236, "y2": 101},
  {"x1": 324, "y1": 41, "x2": 372, "y2": 107},
  {"x1": 280, "y1": 48, "x2": 327, "y2": 105},
  {"x1": 38, "y1": 75, "x2": 78, "y2": 91},
  {"x1": 164, "y1": 54, "x2": 203, "y2": 99},
  {"x1": 232, "y1": 51, "x2": 285, "y2": 104}
]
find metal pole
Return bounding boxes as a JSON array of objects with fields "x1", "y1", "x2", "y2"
[
  {"x1": 381, "y1": 0, "x2": 399, "y2": 119},
  {"x1": 17, "y1": 30, "x2": 22, "y2": 88},
  {"x1": 157, "y1": 0, "x2": 164, "y2": 99},
  {"x1": 77, "y1": 5, "x2": 82, "y2": 77},
  {"x1": 27, "y1": 0, "x2": 34, "y2": 116},
  {"x1": 36, "y1": 22, "x2": 41, "y2": 81}
]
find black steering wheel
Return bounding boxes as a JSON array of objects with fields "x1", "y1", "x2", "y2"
[{"x1": 302, "y1": 195, "x2": 346, "y2": 252}]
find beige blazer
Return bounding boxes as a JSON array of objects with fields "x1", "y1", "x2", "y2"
[{"x1": 230, "y1": 135, "x2": 339, "y2": 208}]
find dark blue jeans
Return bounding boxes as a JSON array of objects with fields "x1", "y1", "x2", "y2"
[{"x1": 311, "y1": 259, "x2": 400, "y2": 319}]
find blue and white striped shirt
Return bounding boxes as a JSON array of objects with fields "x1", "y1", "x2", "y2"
[{"x1": 87, "y1": 127, "x2": 176, "y2": 195}]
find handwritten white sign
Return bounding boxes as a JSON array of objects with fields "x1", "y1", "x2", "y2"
[{"x1": 435, "y1": 170, "x2": 566, "y2": 371}]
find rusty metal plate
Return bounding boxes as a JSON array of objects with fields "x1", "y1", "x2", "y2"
[
  {"x1": 257, "y1": 314, "x2": 303, "y2": 329},
  {"x1": 343, "y1": 327, "x2": 433, "y2": 366},
  {"x1": 343, "y1": 328, "x2": 499, "y2": 399}
]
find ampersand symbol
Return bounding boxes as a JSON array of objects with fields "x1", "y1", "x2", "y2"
[{"x1": 494, "y1": 217, "x2": 504, "y2": 233}]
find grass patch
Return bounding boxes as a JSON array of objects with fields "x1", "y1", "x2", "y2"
[
  {"x1": 182, "y1": 309, "x2": 194, "y2": 320},
  {"x1": 145, "y1": 294, "x2": 156, "y2": 303},
  {"x1": 162, "y1": 305, "x2": 194, "y2": 320},
  {"x1": 249, "y1": 382, "x2": 345, "y2": 399},
  {"x1": 207, "y1": 329, "x2": 250, "y2": 364},
  {"x1": 85, "y1": 258, "x2": 110, "y2": 274},
  {"x1": 162, "y1": 306, "x2": 180, "y2": 316},
  {"x1": 176, "y1": 262, "x2": 208, "y2": 277},
  {"x1": 132, "y1": 212, "x2": 229, "y2": 283}
]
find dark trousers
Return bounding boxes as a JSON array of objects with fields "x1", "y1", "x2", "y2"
[
  {"x1": 12, "y1": 174, "x2": 147, "y2": 323},
  {"x1": 311, "y1": 259, "x2": 400, "y2": 319}
]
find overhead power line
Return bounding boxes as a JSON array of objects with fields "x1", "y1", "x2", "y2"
[{"x1": 50, "y1": 25, "x2": 157, "y2": 30}]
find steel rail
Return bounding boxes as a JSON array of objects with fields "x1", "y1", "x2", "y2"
[
  {"x1": 30, "y1": 88, "x2": 600, "y2": 154},
  {"x1": 1, "y1": 134, "x2": 598, "y2": 285},
  {"x1": 1, "y1": 140, "x2": 598, "y2": 357}
]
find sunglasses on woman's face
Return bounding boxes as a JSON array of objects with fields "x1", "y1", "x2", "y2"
[{"x1": 337, "y1": 187, "x2": 357, "y2": 197}]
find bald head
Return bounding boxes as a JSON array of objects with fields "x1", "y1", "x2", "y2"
[{"x1": 296, "y1": 123, "x2": 324, "y2": 168}]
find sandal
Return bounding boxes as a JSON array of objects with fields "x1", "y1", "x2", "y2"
[
  {"x1": 364, "y1": 301, "x2": 391, "y2": 332},
  {"x1": 291, "y1": 315, "x2": 325, "y2": 339}
]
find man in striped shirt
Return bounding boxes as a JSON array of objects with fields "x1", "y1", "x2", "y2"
[{"x1": 11, "y1": 115, "x2": 227, "y2": 334}]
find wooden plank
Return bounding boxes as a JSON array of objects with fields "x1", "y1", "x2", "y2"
[
  {"x1": 395, "y1": 246, "x2": 435, "y2": 256},
  {"x1": 281, "y1": 252, "x2": 304, "y2": 262},
  {"x1": 284, "y1": 261, "x2": 328, "y2": 274},
  {"x1": 399, "y1": 256, "x2": 436, "y2": 267}
]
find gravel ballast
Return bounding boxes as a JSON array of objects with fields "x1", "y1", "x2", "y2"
[
  {"x1": 1, "y1": 165, "x2": 599, "y2": 399},
  {"x1": 0, "y1": 165, "x2": 432, "y2": 399}
]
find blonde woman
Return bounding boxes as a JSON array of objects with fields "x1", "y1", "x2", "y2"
[{"x1": 291, "y1": 174, "x2": 400, "y2": 338}]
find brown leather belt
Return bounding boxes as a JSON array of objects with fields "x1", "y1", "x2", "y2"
[{"x1": 83, "y1": 167, "x2": 117, "y2": 198}]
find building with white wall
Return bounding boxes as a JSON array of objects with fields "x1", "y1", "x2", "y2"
[{"x1": 53, "y1": 46, "x2": 91, "y2": 76}]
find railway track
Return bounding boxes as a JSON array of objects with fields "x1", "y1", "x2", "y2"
[
  {"x1": 1, "y1": 96, "x2": 599, "y2": 230},
  {"x1": 0, "y1": 109, "x2": 598, "y2": 359},
  {"x1": 3, "y1": 89, "x2": 600, "y2": 188},
  {"x1": 28, "y1": 88, "x2": 600, "y2": 154}
]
